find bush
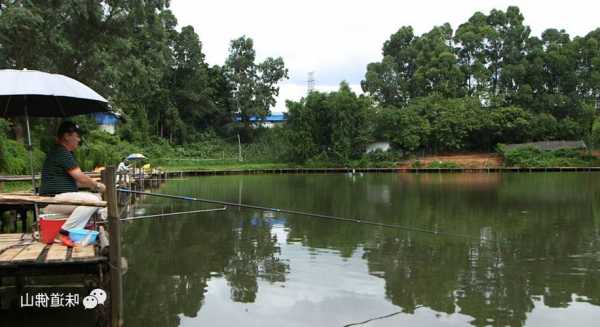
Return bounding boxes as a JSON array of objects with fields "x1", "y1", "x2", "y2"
[
  {"x1": 285, "y1": 83, "x2": 373, "y2": 163},
  {"x1": 591, "y1": 117, "x2": 600, "y2": 149},
  {"x1": 0, "y1": 139, "x2": 45, "y2": 174},
  {"x1": 76, "y1": 130, "x2": 136, "y2": 171},
  {"x1": 376, "y1": 106, "x2": 430, "y2": 153},
  {"x1": 499, "y1": 146, "x2": 597, "y2": 167},
  {"x1": 426, "y1": 161, "x2": 460, "y2": 169}
]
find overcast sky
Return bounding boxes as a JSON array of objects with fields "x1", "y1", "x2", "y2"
[{"x1": 170, "y1": 0, "x2": 600, "y2": 112}]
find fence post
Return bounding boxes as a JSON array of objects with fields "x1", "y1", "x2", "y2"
[
  {"x1": 102, "y1": 167, "x2": 123, "y2": 327},
  {"x1": 237, "y1": 133, "x2": 243, "y2": 162}
]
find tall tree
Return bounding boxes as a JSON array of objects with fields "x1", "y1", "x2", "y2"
[
  {"x1": 362, "y1": 26, "x2": 417, "y2": 106},
  {"x1": 485, "y1": 6, "x2": 531, "y2": 103},
  {"x1": 573, "y1": 29, "x2": 600, "y2": 108},
  {"x1": 169, "y1": 25, "x2": 215, "y2": 141},
  {"x1": 224, "y1": 36, "x2": 288, "y2": 140},
  {"x1": 412, "y1": 23, "x2": 465, "y2": 98},
  {"x1": 455, "y1": 12, "x2": 491, "y2": 96}
]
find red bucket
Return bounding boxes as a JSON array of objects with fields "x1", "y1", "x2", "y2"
[{"x1": 39, "y1": 216, "x2": 67, "y2": 244}]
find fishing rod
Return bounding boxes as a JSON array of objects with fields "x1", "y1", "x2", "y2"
[{"x1": 117, "y1": 188, "x2": 485, "y2": 242}]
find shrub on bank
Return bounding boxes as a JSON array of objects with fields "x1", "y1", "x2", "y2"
[
  {"x1": 498, "y1": 145, "x2": 599, "y2": 167},
  {"x1": 0, "y1": 119, "x2": 45, "y2": 175},
  {"x1": 0, "y1": 139, "x2": 45, "y2": 174},
  {"x1": 426, "y1": 161, "x2": 460, "y2": 169}
]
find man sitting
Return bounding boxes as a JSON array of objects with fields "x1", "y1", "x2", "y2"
[{"x1": 40, "y1": 121, "x2": 107, "y2": 247}]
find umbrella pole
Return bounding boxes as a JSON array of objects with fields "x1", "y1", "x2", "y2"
[{"x1": 24, "y1": 106, "x2": 37, "y2": 194}]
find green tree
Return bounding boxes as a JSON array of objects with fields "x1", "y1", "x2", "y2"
[
  {"x1": 285, "y1": 96, "x2": 321, "y2": 162},
  {"x1": 412, "y1": 24, "x2": 465, "y2": 98},
  {"x1": 573, "y1": 29, "x2": 600, "y2": 107},
  {"x1": 0, "y1": 3, "x2": 45, "y2": 69},
  {"x1": 286, "y1": 83, "x2": 372, "y2": 163},
  {"x1": 169, "y1": 25, "x2": 216, "y2": 141},
  {"x1": 362, "y1": 26, "x2": 417, "y2": 106},
  {"x1": 328, "y1": 82, "x2": 373, "y2": 161},
  {"x1": 224, "y1": 36, "x2": 288, "y2": 141},
  {"x1": 455, "y1": 12, "x2": 491, "y2": 96},
  {"x1": 375, "y1": 106, "x2": 430, "y2": 153}
]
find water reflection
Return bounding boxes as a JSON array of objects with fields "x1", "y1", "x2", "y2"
[{"x1": 122, "y1": 173, "x2": 600, "y2": 326}]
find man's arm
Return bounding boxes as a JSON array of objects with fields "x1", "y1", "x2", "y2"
[{"x1": 67, "y1": 167, "x2": 106, "y2": 193}]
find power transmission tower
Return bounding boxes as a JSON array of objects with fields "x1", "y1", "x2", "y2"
[{"x1": 307, "y1": 71, "x2": 315, "y2": 94}]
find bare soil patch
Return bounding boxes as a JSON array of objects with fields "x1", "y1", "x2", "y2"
[{"x1": 399, "y1": 153, "x2": 504, "y2": 168}]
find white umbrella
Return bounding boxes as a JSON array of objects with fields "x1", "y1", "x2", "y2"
[
  {"x1": 0, "y1": 69, "x2": 111, "y2": 193},
  {"x1": 126, "y1": 153, "x2": 147, "y2": 161}
]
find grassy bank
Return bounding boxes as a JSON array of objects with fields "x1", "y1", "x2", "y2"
[{"x1": 155, "y1": 161, "x2": 292, "y2": 172}]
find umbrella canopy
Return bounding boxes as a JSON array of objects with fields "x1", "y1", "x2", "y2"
[
  {"x1": 126, "y1": 153, "x2": 147, "y2": 161},
  {"x1": 0, "y1": 69, "x2": 111, "y2": 195},
  {"x1": 0, "y1": 69, "x2": 109, "y2": 117}
]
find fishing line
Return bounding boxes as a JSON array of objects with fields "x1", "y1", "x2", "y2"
[
  {"x1": 343, "y1": 306, "x2": 423, "y2": 327},
  {"x1": 119, "y1": 207, "x2": 227, "y2": 221},
  {"x1": 117, "y1": 188, "x2": 485, "y2": 242},
  {"x1": 96, "y1": 207, "x2": 227, "y2": 223}
]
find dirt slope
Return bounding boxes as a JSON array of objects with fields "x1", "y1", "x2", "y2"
[{"x1": 399, "y1": 153, "x2": 504, "y2": 168}]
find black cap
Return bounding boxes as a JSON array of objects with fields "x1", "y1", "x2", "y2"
[{"x1": 57, "y1": 121, "x2": 82, "y2": 137}]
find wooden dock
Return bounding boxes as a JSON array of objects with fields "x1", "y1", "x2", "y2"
[
  {"x1": 0, "y1": 167, "x2": 122, "y2": 326},
  {"x1": 0, "y1": 233, "x2": 104, "y2": 274}
]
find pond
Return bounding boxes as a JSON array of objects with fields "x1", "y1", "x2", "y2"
[{"x1": 122, "y1": 173, "x2": 600, "y2": 327}]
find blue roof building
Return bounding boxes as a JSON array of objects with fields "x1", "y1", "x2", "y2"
[
  {"x1": 235, "y1": 112, "x2": 287, "y2": 128},
  {"x1": 95, "y1": 112, "x2": 120, "y2": 134}
]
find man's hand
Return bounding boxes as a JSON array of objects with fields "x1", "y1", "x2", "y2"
[
  {"x1": 68, "y1": 167, "x2": 107, "y2": 192},
  {"x1": 96, "y1": 182, "x2": 107, "y2": 193}
]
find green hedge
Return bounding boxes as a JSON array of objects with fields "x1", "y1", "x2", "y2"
[{"x1": 498, "y1": 145, "x2": 599, "y2": 167}]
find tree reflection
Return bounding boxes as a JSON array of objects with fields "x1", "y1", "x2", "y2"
[
  {"x1": 122, "y1": 181, "x2": 289, "y2": 326},
  {"x1": 224, "y1": 215, "x2": 288, "y2": 303},
  {"x1": 281, "y1": 173, "x2": 600, "y2": 326}
]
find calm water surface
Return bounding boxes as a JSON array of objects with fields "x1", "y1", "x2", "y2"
[{"x1": 122, "y1": 173, "x2": 600, "y2": 327}]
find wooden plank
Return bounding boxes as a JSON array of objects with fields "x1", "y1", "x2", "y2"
[
  {"x1": 21, "y1": 234, "x2": 33, "y2": 242},
  {"x1": 0, "y1": 245, "x2": 26, "y2": 262},
  {"x1": 0, "y1": 194, "x2": 106, "y2": 207},
  {"x1": 0, "y1": 233, "x2": 23, "y2": 241},
  {"x1": 0, "y1": 240, "x2": 20, "y2": 252},
  {"x1": 45, "y1": 244, "x2": 69, "y2": 262},
  {"x1": 11, "y1": 242, "x2": 47, "y2": 262},
  {"x1": 71, "y1": 245, "x2": 95, "y2": 259}
]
